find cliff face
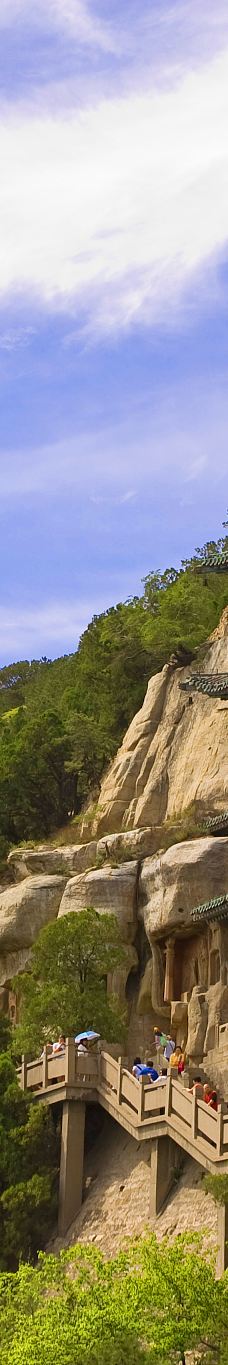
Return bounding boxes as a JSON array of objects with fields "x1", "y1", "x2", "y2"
[
  {"x1": 1, "y1": 612, "x2": 228, "y2": 1093},
  {"x1": 91, "y1": 616, "x2": 228, "y2": 835}
]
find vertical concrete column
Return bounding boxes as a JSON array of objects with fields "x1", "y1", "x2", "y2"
[
  {"x1": 58, "y1": 1100, "x2": 85, "y2": 1236},
  {"x1": 216, "y1": 1203, "x2": 228, "y2": 1278},
  {"x1": 149, "y1": 1135, "x2": 180, "y2": 1218}
]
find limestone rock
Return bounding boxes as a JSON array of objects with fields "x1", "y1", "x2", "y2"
[
  {"x1": 58, "y1": 862, "x2": 138, "y2": 943},
  {"x1": 139, "y1": 837, "x2": 228, "y2": 940},
  {"x1": 91, "y1": 623, "x2": 228, "y2": 834},
  {"x1": 108, "y1": 945, "x2": 138, "y2": 1004},
  {"x1": 7, "y1": 829, "x2": 155, "y2": 884},
  {"x1": 97, "y1": 827, "x2": 156, "y2": 862},
  {"x1": 0, "y1": 874, "x2": 66, "y2": 955},
  {"x1": 7, "y1": 842, "x2": 97, "y2": 881},
  {"x1": 137, "y1": 951, "x2": 170, "y2": 1021}
]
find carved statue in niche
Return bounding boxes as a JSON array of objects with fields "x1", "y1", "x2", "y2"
[
  {"x1": 204, "y1": 983, "x2": 228, "y2": 1054},
  {"x1": 137, "y1": 941, "x2": 170, "y2": 1021},
  {"x1": 186, "y1": 986, "x2": 208, "y2": 1060}
]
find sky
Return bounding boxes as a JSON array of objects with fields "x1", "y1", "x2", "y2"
[{"x1": 0, "y1": 1, "x2": 228, "y2": 664}]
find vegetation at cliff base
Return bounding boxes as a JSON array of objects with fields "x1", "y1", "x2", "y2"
[
  {"x1": 0, "y1": 1021, "x2": 59, "y2": 1270},
  {"x1": 14, "y1": 909, "x2": 126, "y2": 1055},
  {"x1": 0, "y1": 1233, "x2": 228, "y2": 1365},
  {"x1": 0, "y1": 528, "x2": 227, "y2": 850}
]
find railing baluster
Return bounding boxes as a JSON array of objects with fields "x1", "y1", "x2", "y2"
[
  {"x1": 138, "y1": 1078, "x2": 145, "y2": 1122},
  {"x1": 65, "y1": 1037, "x2": 75, "y2": 1085},
  {"x1": 42, "y1": 1045, "x2": 48, "y2": 1089},
  {"x1": 21, "y1": 1055, "x2": 27, "y2": 1091},
  {"x1": 116, "y1": 1057, "x2": 122, "y2": 1106},
  {"x1": 165, "y1": 1074, "x2": 172, "y2": 1118},
  {"x1": 217, "y1": 1104, "x2": 223, "y2": 1157},
  {"x1": 191, "y1": 1091, "x2": 197, "y2": 1140}
]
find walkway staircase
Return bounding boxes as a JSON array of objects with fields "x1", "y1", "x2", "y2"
[{"x1": 18, "y1": 1042, "x2": 228, "y2": 1212}]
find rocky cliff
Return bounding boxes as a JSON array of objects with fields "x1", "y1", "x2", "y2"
[
  {"x1": 90, "y1": 611, "x2": 228, "y2": 834},
  {"x1": 1, "y1": 611, "x2": 228, "y2": 1092}
]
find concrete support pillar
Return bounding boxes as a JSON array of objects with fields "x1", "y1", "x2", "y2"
[
  {"x1": 149, "y1": 1135, "x2": 181, "y2": 1218},
  {"x1": 58, "y1": 1100, "x2": 85, "y2": 1236},
  {"x1": 164, "y1": 938, "x2": 175, "y2": 1003},
  {"x1": 216, "y1": 1203, "x2": 228, "y2": 1278}
]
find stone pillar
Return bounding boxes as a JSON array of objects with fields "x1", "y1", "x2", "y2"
[
  {"x1": 164, "y1": 938, "x2": 175, "y2": 1003},
  {"x1": 216, "y1": 1203, "x2": 228, "y2": 1278},
  {"x1": 58, "y1": 1100, "x2": 85, "y2": 1236},
  {"x1": 149, "y1": 1135, "x2": 181, "y2": 1218}
]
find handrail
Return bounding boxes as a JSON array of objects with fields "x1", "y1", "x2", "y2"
[{"x1": 17, "y1": 1044, "x2": 228, "y2": 1168}]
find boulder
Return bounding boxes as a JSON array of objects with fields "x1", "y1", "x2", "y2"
[
  {"x1": 58, "y1": 862, "x2": 138, "y2": 943},
  {"x1": 139, "y1": 837, "x2": 228, "y2": 940},
  {"x1": 91, "y1": 617, "x2": 228, "y2": 834},
  {"x1": 0, "y1": 874, "x2": 66, "y2": 955},
  {"x1": 7, "y1": 842, "x2": 97, "y2": 881},
  {"x1": 97, "y1": 828, "x2": 157, "y2": 862}
]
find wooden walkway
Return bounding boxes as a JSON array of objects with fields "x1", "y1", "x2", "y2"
[{"x1": 18, "y1": 1042, "x2": 228, "y2": 1174}]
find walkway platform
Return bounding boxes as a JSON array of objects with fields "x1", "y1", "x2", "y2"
[{"x1": 18, "y1": 1041, "x2": 228, "y2": 1173}]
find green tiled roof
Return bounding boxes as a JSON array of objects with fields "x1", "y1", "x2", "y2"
[
  {"x1": 191, "y1": 894, "x2": 228, "y2": 924},
  {"x1": 198, "y1": 552, "x2": 228, "y2": 571},
  {"x1": 204, "y1": 812, "x2": 228, "y2": 835},
  {"x1": 180, "y1": 674, "x2": 228, "y2": 699}
]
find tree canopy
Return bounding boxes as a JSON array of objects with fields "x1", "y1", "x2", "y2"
[
  {"x1": 0, "y1": 1233, "x2": 228, "y2": 1365},
  {"x1": 15, "y1": 909, "x2": 126, "y2": 1055},
  {"x1": 0, "y1": 1021, "x2": 59, "y2": 1270}
]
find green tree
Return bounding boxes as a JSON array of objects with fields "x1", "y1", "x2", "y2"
[
  {"x1": 15, "y1": 909, "x2": 126, "y2": 1055},
  {"x1": 0, "y1": 1050, "x2": 59, "y2": 1270},
  {"x1": 0, "y1": 1233, "x2": 228, "y2": 1365},
  {"x1": 0, "y1": 710, "x2": 72, "y2": 842}
]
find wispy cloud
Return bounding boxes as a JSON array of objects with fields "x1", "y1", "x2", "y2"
[
  {"x1": 0, "y1": 599, "x2": 105, "y2": 661},
  {"x1": 0, "y1": 0, "x2": 116, "y2": 51},
  {"x1": 0, "y1": 325, "x2": 35, "y2": 351},
  {"x1": 1, "y1": 377, "x2": 227, "y2": 505},
  {"x1": 0, "y1": 45, "x2": 228, "y2": 337},
  {"x1": 90, "y1": 490, "x2": 136, "y2": 507}
]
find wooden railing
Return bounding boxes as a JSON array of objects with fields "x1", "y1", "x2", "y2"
[{"x1": 17, "y1": 1043, "x2": 228, "y2": 1169}]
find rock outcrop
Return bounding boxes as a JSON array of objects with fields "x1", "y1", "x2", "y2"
[
  {"x1": 0, "y1": 875, "x2": 66, "y2": 986},
  {"x1": 8, "y1": 828, "x2": 156, "y2": 882},
  {"x1": 139, "y1": 838, "x2": 228, "y2": 939},
  {"x1": 91, "y1": 622, "x2": 228, "y2": 835},
  {"x1": 58, "y1": 862, "x2": 139, "y2": 943}
]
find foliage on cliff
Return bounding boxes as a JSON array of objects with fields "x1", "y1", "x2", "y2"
[
  {"x1": 0, "y1": 1233, "x2": 228, "y2": 1365},
  {"x1": 0, "y1": 1022, "x2": 59, "y2": 1269},
  {"x1": 0, "y1": 528, "x2": 227, "y2": 847},
  {"x1": 14, "y1": 909, "x2": 126, "y2": 1055}
]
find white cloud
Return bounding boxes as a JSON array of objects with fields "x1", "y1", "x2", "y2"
[{"x1": 0, "y1": 46, "x2": 228, "y2": 335}]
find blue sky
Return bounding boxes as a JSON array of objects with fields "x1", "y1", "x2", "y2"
[{"x1": 0, "y1": 1, "x2": 228, "y2": 663}]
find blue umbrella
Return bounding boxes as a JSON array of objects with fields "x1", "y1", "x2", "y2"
[{"x1": 75, "y1": 1030, "x2": 100, "y2": 1043}]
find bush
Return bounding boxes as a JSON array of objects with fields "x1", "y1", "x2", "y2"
[
  {"x1": 0, "y1": 1172, "x2": 57, "y2": 1269},
  {"x1": 204, "y1": 1173, "x2": 228, "y2": 1204}
]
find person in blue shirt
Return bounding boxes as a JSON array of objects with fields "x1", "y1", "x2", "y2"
[{"x1": 132, "y1": 1056, "x2": 159, "y2": 1082}]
